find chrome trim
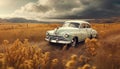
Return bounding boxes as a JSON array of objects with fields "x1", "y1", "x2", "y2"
[{"x1": 45, "y1": 38, "x2": 71, "y2": 44}]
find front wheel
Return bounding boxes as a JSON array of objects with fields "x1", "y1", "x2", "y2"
[{"x1": 71, "y1": 38, "x2": 78, "y2": 47}]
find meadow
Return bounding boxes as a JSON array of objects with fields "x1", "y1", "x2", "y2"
[
  {"x1": 0, "y1": 23, "x2": 60, "y2": 43},
  {"x1": 0, "y1": 22, "x2": 120, "y2": 69}
]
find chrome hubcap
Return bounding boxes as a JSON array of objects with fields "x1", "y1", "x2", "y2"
[{"x1": 71, "y1": 38, "x2": 76, "y2": 47}]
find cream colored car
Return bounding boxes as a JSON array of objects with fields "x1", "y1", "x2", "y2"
[{"x1": 45, "y1": 20, "x2": 98, "y2": 47}]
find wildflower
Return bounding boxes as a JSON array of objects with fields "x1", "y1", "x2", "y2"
[
  {"x1": 51, "y1": 59, "x2": 59, "y2": 69},
  {"x1": 92, "y1": 66, "x2": 96, "y2": 69},
  {"x1": 19, "y1": 60, "x2": 33, "y2": 69},
  {"x1": 85, "y1": 38, "x2": 91, "y2": 44},
  {"x1": 44, "y1": 52, "x2": 50, "y2": 61},
  {"x1": 66, "y1": 60, "x2": 76, "y2": 69},
  {"x1": 23, "y1": 39, "x2": 30, "y2": 47},
  {"x1": 7, "y1": 67, "x2": 14, "y2": 69},
  {"x1": 70, "y1": 54, "x2": 77, "y2": 61},
  {"x1": 82, "y1": 64, "x2": 91, "y2": 69},
  {"x1": 3, "y1": 40, "x2": 9, "y2": 45},
  {"x1": 0, "y1": 53, "x2": 6, "y2": 69},
  {"x1": 79, "y1": 55, "x2": 84, "y2": 63}
]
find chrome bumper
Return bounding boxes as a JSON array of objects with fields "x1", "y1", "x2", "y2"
[{"x1": 45, "y1": 38, "x2": 71, "y2": 44}]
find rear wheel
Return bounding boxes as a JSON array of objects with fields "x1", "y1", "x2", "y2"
[
  {"x1": 90, "y1": 35, "x2": 93, "y2": 39},
  {"x1": 90, "y1": 34, "x2": 98, "y2": 39},
  {"x1": 95, "y1": 34, "x2": 98, "y2": 38}
]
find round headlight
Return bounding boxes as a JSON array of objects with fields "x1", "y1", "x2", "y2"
[{"x1": 64, "y1": 34, "x2": 69, "y2": 38}]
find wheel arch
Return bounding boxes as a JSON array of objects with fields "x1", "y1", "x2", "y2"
[
  {"x1": 90, "y1": 30, "x2": 98, "y2": 38},
  {"x1": 73, "y1": 36, "x2": 78, "y2": 43}
]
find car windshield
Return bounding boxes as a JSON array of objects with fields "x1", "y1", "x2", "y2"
[{"x1": 63, "y1": 22, "x2": 79, "y2": 28}]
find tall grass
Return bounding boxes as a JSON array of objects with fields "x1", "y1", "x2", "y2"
[
  {"x1": 0, "y1": 22, "x2": 119, "y2": 69},
  {"x1": 0, "y1": 38, "x2": 98, "y2": 69},
  {"x1": 0, "y1": 23, "x2": 60, "y2": 43}
]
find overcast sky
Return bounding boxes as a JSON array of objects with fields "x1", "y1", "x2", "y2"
[
  {"x1": 0, "y1": 0, "x2": 120, "y2": 19},
  {"x1": 0, "y1": 0, "x2": 37, "y2": 17}
]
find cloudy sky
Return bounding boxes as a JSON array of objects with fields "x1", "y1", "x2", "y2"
[{"x1": 0, "y1": 0, "x2": 120, "y2": 19}]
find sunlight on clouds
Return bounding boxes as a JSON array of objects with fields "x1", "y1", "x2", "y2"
[
  {"x1": 0, "y1": 0, "x2": 38, "y2": 18},
  {"x1": 38, "y1": 0, "x2": 49, "y2": 5},
  {"x1": 0, "y1": 0, "x2": 11, "y2": 7}
]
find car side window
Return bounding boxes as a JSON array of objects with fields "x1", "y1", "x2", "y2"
[
  {"x1": 86, "y1": 24, "x2": 91, "y2": 28},
  {"x1": 81, "y1": 23, "x2": 86, "y2": 28},
  {"x1": 69, "y1": 23, "x2": 79, "y2": 28},
  {"x1": 81, "y1": 23, "x2": 91, "y2": 28}
]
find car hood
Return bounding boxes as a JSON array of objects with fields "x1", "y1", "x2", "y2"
[{"x1": 48, "y1": 27, "x2": 79, "y2": 36}]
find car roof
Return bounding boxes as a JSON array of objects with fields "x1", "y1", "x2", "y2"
[{"x1": 65, "y1": 20, "x2": 90, "y2": 24}]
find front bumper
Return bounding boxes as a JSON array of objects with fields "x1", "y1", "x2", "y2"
[{"x1": 45, "y1": 38, "x2": 71, "y2": 44}]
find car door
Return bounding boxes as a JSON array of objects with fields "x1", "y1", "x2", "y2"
[
  {"x1": 79, "y1": 23, "x2": 88, "y2": 41},
  {"x1": 84, "y1": 24, "x2": 92, "y2": 37}
]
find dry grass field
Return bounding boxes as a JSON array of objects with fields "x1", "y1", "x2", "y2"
[{"x1": 0, "y1": 22, "x2": 120, "y2": 69}]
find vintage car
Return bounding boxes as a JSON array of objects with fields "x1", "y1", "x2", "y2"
[{"x1": 45, "y1": 20, "x2": 98, "y2": 47}]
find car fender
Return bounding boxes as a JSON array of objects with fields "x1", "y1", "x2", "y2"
[{"x1": 91, "y1": 30, "x2": 98, "y2": 38}]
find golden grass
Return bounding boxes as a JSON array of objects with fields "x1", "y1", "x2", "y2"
[
  {"x1": 0, "y1": 23, "x2": 120, "y2": 43},
  {"x1": 0, "y1": 38, "x2": 99, "y2": 69},
  {"x1": 0, "y1": 22, "x2": 119, "y2": 69},
  {"x1": 0, "y1": 23, "x2": 60, "y2": 43}
]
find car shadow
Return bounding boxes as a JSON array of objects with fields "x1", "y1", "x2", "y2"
[
  {"x1": 76, "y1": 41, "x2": 85, "y2": 48},
  {"x1": 48, "y1": 43, "x2": 65, "y2": 50},
  {"x1": 48, "y1": 41, "x2": 85, "y2": 50}
]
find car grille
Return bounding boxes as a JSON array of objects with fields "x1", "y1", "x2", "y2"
[{"x1": 47, "y1": 35, "x2": 66, "y2": 40}]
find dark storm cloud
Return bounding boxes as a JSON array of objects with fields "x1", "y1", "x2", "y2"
[
  {"x1": 73, "y1": 0, "x2": 120, "y2": 18},
  {"x1": 12, "y1": 0, "x2": 120, "y2": 19},
  {"x1": 46, "y1": 0, "x2": 80, "y2": 11}
]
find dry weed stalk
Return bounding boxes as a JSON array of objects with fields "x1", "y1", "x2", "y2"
[
  {"x1": 85, "y1": 38, "x2": 98, "y2": 56},
  {"x1": 50, "y1": 59, "x2": 59, "y2": 69},
  {"x1": 0, "y1": 53, "x2": 6, "y2": 69},
  {"x1": 65, "y1": 54, "x2": 77, "y2": 69}
]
